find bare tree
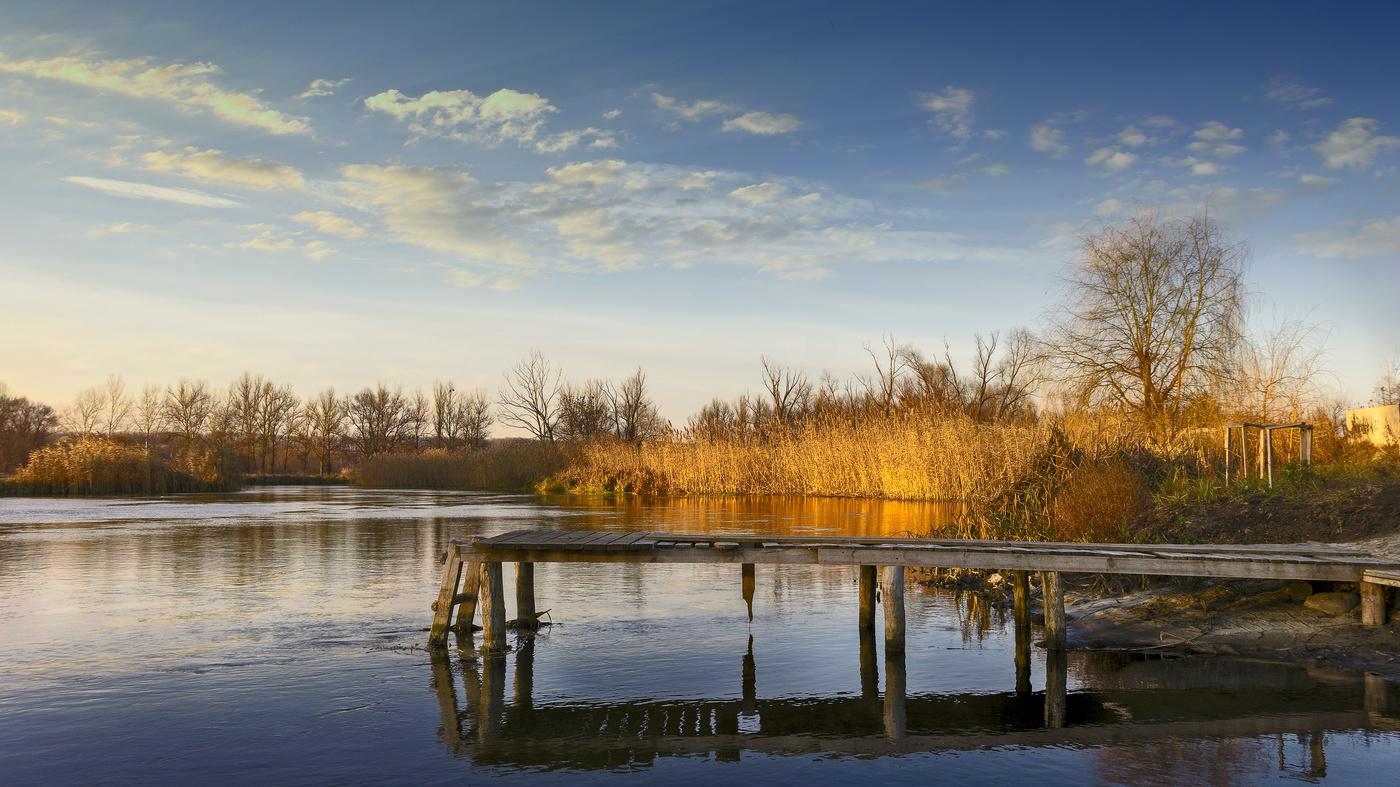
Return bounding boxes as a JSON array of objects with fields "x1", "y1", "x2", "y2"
[
  {"x1": 1229, "y1": 311, "x2": 1332, "y2": 422},
  {"x1": 611, "y1": 367, "x2": 663, "y2": 441},
  {"x1": 64, "y1": 385, "x2": 105, "y2": 438},
  {"x1": 406, "y1": 388, "x2": 431, "y2": 451},
  {"x1": 98, "y1": 374, "x2": 134, "y2": 438},
  {"x1": 498, "y1": 350, "x2": 561, "y2": 441},
  {"x1": 346, "y1": 382, "x2": 408, "y2": 457},
  {"x1": 257, "y1": 382, "x2": 300, "y2": 472},
  {"x1": 760, "y1": 357, "x2": 813, "y2": 426},
  {"x1": 457, "y1": 388, "x2": 493, "y2": 449},
  {"x1": 1042, "y1": 207, "x2": 1248, "y2": 436},
  {"x1": 164, "y1": 379, "x2": 216, "y2": 447},
  {"x1": 0, "y1": 383, "x2": 57, "y2": 471},
  {"x1": 134, "y1": 383, "x2": 165, "y2": 448},
  {"x1": 303, "y1": 387, "x2": 347, "y2": 473},
  {"x1": 859, "y1": 334, "x2": 912, "y2": 416},
  {"x1": 1374, "y1": 358, "x2": 1400, "y2": 407},
  {"x1": 559, "y1": 379, "x2": 615, "y2": 442}
]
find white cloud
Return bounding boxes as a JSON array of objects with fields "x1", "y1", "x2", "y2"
[
  {"x1": 298, "y1": 78, "x2": 352, "y2": 99},
  {"x1": 1193, "y1": 121, "x2": 1244, "y2": 142},
  {"x1": 141, "y1": 147, "x2": 305, "y2": 190},
  {"x1": 547, "y1": 160, "x2": 628, "y2": 186},
  {"x1": 0, "y1": 108, "x2": 22, "y2": 124},
  {"x1": 365, "y1": 87, "x2": 608, "y2": 152},
  {"x1": 1117, "y1": 126, "x2": 1150, "y2": 147},
  {"x1": 1190, "y1": 160, "x2": 1220, "y2": 176},
  {"x1": 651, "y1": 93, "x2": 738, "y2": 121},
  {"x1": 728, "y1": 183, "x2": 788, "y2": 205},
  {"x1": 1297, "y1": 173, "x2": 1340, "y2": 188},
  {"x1": 1085, "y1": 146, "x2": 1139, "y2": 172},
  {"x1": 224, "y1": 224, "x2": 333, "y2": 260},
  {"x1": 0, "y1": 52, "x2": 309, "y2": 134},
  {"x1": 1265, "y1": 78, "x2": 1331, "y2": 109},
  {"x1": 1314, "y1": 117, "x2": 1400, "y2": 170},
  {"x1": 918, "y1": 86, "x2": 975, "y2": 140},
  {"x1": 676, "y1": 170, "x2": 719, "y2": 190},
  {"x1": 62, "y1": 175, "x2": 242, "y2": 207},
  {"x1": 290, "y1": 211, "x2": 367, "y2": 238},
  {"x1": 722, "y1": 111, "x2": 800, "y2": 135},
  {"x1": 1293, "y1": 215, "x2": 1400, "y2": 259},
  {"x1": 602, "y1": 109, "x2": 621, "y2": 120},
  {"x1": 1213, "y1": 144, "x2": 1247, "y2": 158},
  {"x1": 1030, "y1": 123, "x2": 1069, "y2": 157}
]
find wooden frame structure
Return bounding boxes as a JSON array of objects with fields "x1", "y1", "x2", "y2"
[
  {"x1": 429, "y1": 529, "x2": 1400, "y2": 656},
  {"x1": 1224, "y1": 421, "x2": 1314, "y2": 488}
]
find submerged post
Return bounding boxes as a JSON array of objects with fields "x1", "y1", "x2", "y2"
[
  {"x1": 858, "y1": 565, "x2": 877, "y2": 629},
  {"x1": 881, "y1": 565, "x2": 906, "y2": 652},
  {"x1": 1044, "y1": 648, "x2": 1067, "y2": 729},
  {"x1": 1361, "y1": 581, "x2": 1388, "y2": 626},
  {"x1": 515, "y1": 561, "x2": 536, "y2": 628},
  {"x1": 741, "y1": 563, "x2": 755, "y2": 621},
  {"x1": 480, "y1": 562, "x2": 508, "y2": 653},
  {"x1": 1041, "y1": 570, "x2": 1066, "y2": 651},
  {"x1": 859, "y1": 627, "x2": 879, "y2": 700},
  {"x1": 1012, "y1": 570, "x2": 1031, "y2": 630},
  {"x1": 883, "y1": 649, "x2": 907, "y2": 740}
]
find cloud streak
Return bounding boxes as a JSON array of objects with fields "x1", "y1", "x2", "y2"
[
  {"x1": 364, "y1": 87, "x2": 612, "y2": 152},
  {"x1": 62, "y1": 175, "x2": 242, "y2": 207},
  {"x1": 0, "y1": 52, "x2": 309, "y2": 134}
]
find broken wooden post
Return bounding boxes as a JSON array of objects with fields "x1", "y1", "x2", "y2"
[
  {"x1": 858, "y1": 565, "x2": 877, "y2": 629},
  {"x1": 883, "y1": 649, "x2": 907, "y2": 740},
  {"x1": 741, "y1": 562, "x2": 755, "y2": 621},
  {"x1": 1041, "y1": 570, "x2": 1066, "y2": 650},
  {"x1": 1361, "y1": 581, "x2": 1388, "y2": 626},
  {"x1": 1013, "y1": 570, "x2": 1031, "y2": 630},
  {"x1": 1044, "y1": 648, "x2": 1067, "y2": 729},
  {"x1": 429, "y1": 543, "x2": 465, "y2": 647},
  {"x1": 480, "y1": 562, "x2": 508, "y2": 653},
  {"x1": 515, "y1": 561, "x2": 536, "y2": 629},
  {"x1": 881, "y1": 565, "x2": 905, "y2": 652}
]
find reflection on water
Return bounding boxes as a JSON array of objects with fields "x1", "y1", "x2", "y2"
[{"x1": 2, "y1": 487, "x2": 1399, "y2": 785}]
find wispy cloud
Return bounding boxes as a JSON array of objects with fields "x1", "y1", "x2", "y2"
[
  {"x1": 1265, "y1": 78, "x2": 1330, "y2": 110},
  {"x1": 0, "y1": 108, "x2": 22, "y2": 124},
  {"x1": 290, "y1": 211, "x2": 368, "y2": 238},
  {"x1": 651, "y1": 93, "x2": 737, "y2": 121},
  {"x1": 224, "y1": 224, "x2": 333, "y2": 260},
  {"x1": 298, "y1": 78, "x2": 352, "y2": 99},
  {"x1": 1293, "y1": 215, "x2": 1400, "y2": 259},
  {"x1": 0, "y1": 52, "x2": 310, "y2": 134},
  {"x1": 721, "y1": 111, "x2": 800, "y2": 135},
  {"x1": 365, "y1": 87, "x2": 613, "y2": 152},
  {"x1": 1314, "y1": 117, "x2": 1400, "y2": 170},
  {"x1": 1030, "y1": 113, "x2": 1083, "y2": 157},
  {"x1": 918, "y1": 86, "x2": 975, "y2": 140},
  {"x1": 141, "y1": 147, "x2": 305, "y2": 190},
  {"x1": 62, "y1": 175, "x2": 242, "y2": 207},
  {"x1": 1084, "y1": 146, "x2": 1138, "y2": 172}
]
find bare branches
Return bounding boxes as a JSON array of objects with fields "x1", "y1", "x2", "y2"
[
  {"x1": 1229, "y1": 311, "x2": 1333, "y2": 422},
  {"x1": 1042, "y1": 207, "x2": 1249, "y2": 435},
  {"x1": 497, "y1": 350, "x2": 561, "y2": 441}
]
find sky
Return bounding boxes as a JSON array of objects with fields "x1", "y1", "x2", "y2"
[{"x1": 2, "y1": 0, "x2": 1398, "y2": 428}]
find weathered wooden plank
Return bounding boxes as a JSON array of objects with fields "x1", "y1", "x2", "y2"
[
  {"x1": 479, "y1": 529, "x2": 536, "y2": 546},
  {"x1": 428, "y1": 543, "x2": 464, "y2": 647},
  {"x1": 1362, "y1": 581, "x2": 1388, "y2": 626},
  {"x1": 1364, "y1": 569, "x2": 1400, "y2": 588}
]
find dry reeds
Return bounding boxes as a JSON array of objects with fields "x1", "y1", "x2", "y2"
[
  {"x1": 351, "y1": 440, "x2": 571, "y2": 490},
  {"x1": 2, "y1": 438, "x2": 240, "y2": 495}
]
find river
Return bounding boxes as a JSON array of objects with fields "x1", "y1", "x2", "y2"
[{"x1": 2, "y1": 486, "x2": 1397, "y2": 784}]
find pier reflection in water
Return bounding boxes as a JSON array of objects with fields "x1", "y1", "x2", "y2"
[{"x1": 431, "y1": 626, "x2": 1398, "y2": 773}]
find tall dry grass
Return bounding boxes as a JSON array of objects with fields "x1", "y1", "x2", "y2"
[
  {"x1": 352, "y1": 440, "x2": 571, "y2": 490},
  {"x1": 1, "y1": 438, "x2": 241, "y2": 495}
]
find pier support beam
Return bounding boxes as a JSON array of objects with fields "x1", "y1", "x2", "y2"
[
  {"x1": 480, "y1": 562, "x2": 508, "y2": 653},
  {"x1": 453, "y1": 561, "x2": 482, "y2": 634},
  {"x1": 515, "y1": 562, "x2": 536, "y2": 628},
  {"x1": 1041, "y1": 570, "x2": 1066, "y2": 651},
  {"x1": 1361, "y1": 581, "x2": 1387, "y2": 626},
  {"x1": 883, "y1": 648, "x2": 907, "y2": 740},
  {"x1": 429, "y1": 543, "x2": 465, "y2": 647},
  {"x1": 881, "y1": 565, "x2": 906, "y2": 653},
  {"x1": 1012, "y1": 570, "x2": 1031, "y2": 630},
  {"x1": 858, "y1": 565, "x2": 877, "y2": 629}
]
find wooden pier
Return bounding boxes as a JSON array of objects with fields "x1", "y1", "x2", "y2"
[{"x1": 430, "y1": 529, "x2": 1400, "y2": 654}]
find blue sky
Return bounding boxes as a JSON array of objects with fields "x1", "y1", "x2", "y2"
[{"x1": 2, "y1": 1, "x2": 1397, "y2": 426}]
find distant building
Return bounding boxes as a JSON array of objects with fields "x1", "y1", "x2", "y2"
[{"x1": 1346, "y1": 404, "x2": 1400, "y2": 446}]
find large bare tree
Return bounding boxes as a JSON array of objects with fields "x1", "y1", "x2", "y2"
[{"x1": 1042, "y1": 208, "x2": 1248, "y2": 436}]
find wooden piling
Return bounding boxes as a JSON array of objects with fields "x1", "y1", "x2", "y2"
[
  {"x1": 453, "y1": 561, "x2": 481, "y2": 634},
  {"x1": 741, "y1": 563, "x2": 755, "y2": 621},
  {"x1": 479, "y1": 649, "x2": 506, "y2": 743},
  {"x1": 1013, "y1": 570, "x2": 1031, "y2": 630},
  {"x1": 883, "y1": 649, "x2": 907, "y2": 740},
  {"x1": 1361, "y1": 581, "x2": 1387, "y2": 626},
  {"x1": 515, "y1": 561, "x2": 536, "y2": 628},
  {"x1": 859, "y1": 627, "x2": 879, "y2": 700},
  {"x1": 429, "y1": 647, "x2": 462, "y2": 749},
  {"x1": 1041, "y1": 570, "x2": 1066, "y2": 651},
  {"x1": 858, "y1": 565, "x2": 877, "y2": 629},
  {"x1": 480, "y1": 562, "x2": 508, "y2": 653},
  {"x1": 1044, "y1": 648, "x2": 1067, "y2": 729},
  {"x1": 1014, "y1": 623, "x2": 1032, "y2": 695},
  {"x1": 429, "y1": 543, "x2": 465, "y2": 647},
  {"x1": 881, "y1": 565, "x2": 906, "y2": 652}
]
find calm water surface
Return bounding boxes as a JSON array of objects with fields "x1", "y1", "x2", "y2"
[{"x1": 2, "y1": 487, "x2": 1398, "y2": 785}]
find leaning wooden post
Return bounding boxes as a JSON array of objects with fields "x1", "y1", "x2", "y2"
[
  {"x1": 1041, "y1": 570, "x2": 1066, "y2": 651},
  {"x1": 515, "y1": 562, "x2": 536, "y2": 628},
  {"x1": 881, "y1": 565, "x2": 906, "y2": 653},
  {"x1": 453, "y1": 562, "x2": 481, "y2": 634},
  {"x1": 858, "y1": 565, "x2": 877, "y2": 629},
  {"x1": 480, "y1": 562, "x2": 508, "y2": 653},
  {"x1": 1361, "y1": 581, "x2": 1387, "y2": 626},
  {"x1": 429, "y1": 543, "x2": 465, "y2": 647}
]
